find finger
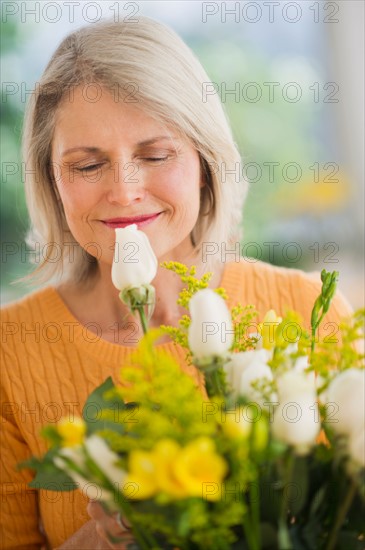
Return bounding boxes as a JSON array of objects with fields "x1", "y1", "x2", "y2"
[
  {"x1": 88, "y1": 502, "x2": 131, "y2": 540},
  {"x1": 97, "y1": 522, "x2": 135, "y2": 549},
  {"x1": 114, "y1": 512, "x2": 131, "y2": 532},
  {"x1": 105, "y1": 530, "x2": 134, "y2": 548},
  {"x1": 87, "y1": 501, "x2": 106, "y2": 521}
]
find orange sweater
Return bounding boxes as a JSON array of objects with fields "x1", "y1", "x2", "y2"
[{"x1": 0, "y1": 259, "x2": 352, "y2": 549}]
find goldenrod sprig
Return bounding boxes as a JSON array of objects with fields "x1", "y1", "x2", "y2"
[
  {"x1": 160, "y1": 261, "x2": 213, "y2": 308},
  {"x1": 230, "y1": 304, "x2": 258, "y2": 352}
]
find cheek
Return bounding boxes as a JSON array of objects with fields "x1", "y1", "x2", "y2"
[
  {"x1": 58, "y1": 178, "x2": 98, "y2": 219},
  {"x1": 156, "y1": 160, "x2": 201, "y2": 205}
]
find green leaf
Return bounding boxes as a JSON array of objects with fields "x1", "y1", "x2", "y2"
[
  {"x1": 28, "y1": 469, "x2": 78, "y2": 491},
  {"x1": 82, "y1": 377, "x2": 127, "y2": 436},
  {"x1": 18, "y1": 448, "x2": 77, "y2": 491}
]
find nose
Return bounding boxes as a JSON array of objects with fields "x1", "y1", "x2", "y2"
[{"x1": 106, "y1": 161, "x2": 145, "y2": 205}]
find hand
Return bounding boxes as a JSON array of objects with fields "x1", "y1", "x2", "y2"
[{"x1": 87, "y1": 501, "x2": 135, "y2": 549}]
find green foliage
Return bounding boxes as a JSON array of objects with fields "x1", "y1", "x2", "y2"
[
  {"x1": 83, "y1": 376, "x2": 127, "y2": 436},
  {"x1": 109, "y1": 330, "x2": 216, "y2": 451},
  {"x1": 310, "y1": 270, "x2": 339, "y2": 353},
  {"x1": 17, "y1": 264, "x2": 365, "y2": 548},
  {"x1": 310, "y1": 308, "x2": 365, "y2": 383},
  {"x1": 18, "y1": 448, "x2": 78, "y2": 491}
]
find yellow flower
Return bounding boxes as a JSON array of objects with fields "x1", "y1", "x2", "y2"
[
  {"x1": 258, "y1": 310, "x2": 282, "y2": 350},
  {"x1": 220, "y1": 406, "x2": 252, "y2": 441},
  {"x1": 153, "y1": 439, "x2": 187, "y2": 498},
  {"x1": 124, "y1": 438, "x2": 228, "y2": 502},
  {"x1": 124, "y1": 450, "x2": 158, "y2": 499},
  {"x1": 173, "y1": 437, "x2": 228, "y2": 501},
  {"x1": 57, "y1": 417, "x2": 86, "y2": 447}
]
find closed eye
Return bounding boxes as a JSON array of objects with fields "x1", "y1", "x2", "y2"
[
  {"x1": 142, "y1": 157, "x2": 168, "y2": 163},
  {"x1": 75, "y1": 164, "x2": 103, "y2": 173}
]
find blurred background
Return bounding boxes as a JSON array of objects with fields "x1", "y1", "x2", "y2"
[{"x1": 1, "y1": 0, "x2": 364, "y2": 307}]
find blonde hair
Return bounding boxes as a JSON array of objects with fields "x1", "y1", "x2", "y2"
[{"x1": 21, "y1": 16, "x2": 247, "y2": 285}]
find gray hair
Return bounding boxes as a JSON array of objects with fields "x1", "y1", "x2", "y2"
[{"x1": 21, "y1": 16, "x2": 247, "y2": 285}]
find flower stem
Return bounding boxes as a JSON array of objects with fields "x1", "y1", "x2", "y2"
[
  {"x1": 137, "y1": 306, "x2": 149, "y2": 334},
  {"x1": 205, "y1": 367, "x2": 227, "y2": 398},
  {"x1": 251, "y1": 480, "x2": 261, "y2": 550},
  {"x1": 88, "y1": 461, "x2": 159, "y2": 550},
  {"x1": 325, "y1": 477, "x2": 358, "y2": 550},
  {"x1": 103, "y1": 485, "x2": 159, "y2": 550},
  {"x1": 278, "y1": 452, "x2": 295, "y2": 550},
  {"x1": 242, "y1": 511, "x2": 258, "y2": 550}
]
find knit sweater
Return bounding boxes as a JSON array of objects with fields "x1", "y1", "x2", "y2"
[{"x1": 0, "y1": 259, "x2": 353, "y2": 549}]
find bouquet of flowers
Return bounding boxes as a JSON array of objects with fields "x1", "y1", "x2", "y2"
[{"x1": 21, "y1": 226, "x2": 365, "y2": 549}]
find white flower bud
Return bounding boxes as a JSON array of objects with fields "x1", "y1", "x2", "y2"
[
  {"x1": 188, "y1": 289, "x2": 233, "y2": 360},
  {"x1": 326, "y1": 369, "x2": 365, "y2": 436},
  {"x1": 240, "y1": 362, "x2": 274, "y2": 404},
  {"x1": 111, "y1": 225, "x2": 158, "y2": 291},
  {"x1": 54, "y1": 447, "x2": 104, "y2": 500},
  {"x1": 276, "y1": 371, "x2": 315, "y2": 400},
  {"x1": 223, "y1": 350, "x2": 270, "y2": 394},
  {"x1": 348, "y1": 427, "x2": 365, "y2": 468},
  {"x1": 273, "y1": 371, "x2": 320, "y2": 455},
  {"x1": 85, "y1": 435, "x2": 126, "y2": 486}
]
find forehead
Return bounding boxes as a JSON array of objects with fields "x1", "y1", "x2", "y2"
[{"x1": 52, "y1": 85, "x2": 181, "y2": 153}]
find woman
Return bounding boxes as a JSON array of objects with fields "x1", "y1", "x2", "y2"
[{"x1": 0, "y1": 16, "x2": 352, "y2": 550}]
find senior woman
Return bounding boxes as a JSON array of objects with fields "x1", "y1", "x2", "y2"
[{"x1": 1, "y1": 16, "x2": 352, "y2": 550}]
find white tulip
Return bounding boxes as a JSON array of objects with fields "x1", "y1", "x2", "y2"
[
  {"x1": 188, "y1": 289, "x2": 234, "y2": 360},
  {"x1": 272, "y1": 393, "x2": 320, "y2": 455},
  {"x1": 224, "y1": 349, "x2": 271, "y2": 396},
  {"x1": 292, "y1": 356, "x2": 316, "y2": 391},
  {"x1": 54, "y1": 445, "x2": 84, "y2": 470},
  {"x1": 111, "y1": 225, "x2": 158, "y2": 291},
  {"x1": 326, "y1": 369, "x2": 365, "y2": 436},
  {"x1": 225, "y1": 349, "x2": 274, "y2": 405},
  {"x1": 54, "y1": 440, "x2": 123, "y2": 502},
  {"x1": 348, "y1": 427, "x2": 365, "y2": 468},
  {"x1": 276, "y1": 371, "x2": 315, "y2": 400},
  {"x1": 273, "y1": 371, "x2": 320, "y2": 455},
  {"x1": 240, "y1": 362, "x2": 274, "y2": 405},
  {"x1": 85, "y1": 435, "x2": 126, "y2": 486}
]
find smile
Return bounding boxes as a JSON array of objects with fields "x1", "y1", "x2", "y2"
[{"x1": 102, "y1": 212, "x2": 162, "y2": 229}]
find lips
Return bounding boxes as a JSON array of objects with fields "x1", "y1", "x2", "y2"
[{"x1": 102, "y1": 212, "x2": 162, "y2": 229}]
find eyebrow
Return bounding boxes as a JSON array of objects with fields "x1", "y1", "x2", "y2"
[{"x1": 61, "y1": 136, "x2": 175, "y2": 157}]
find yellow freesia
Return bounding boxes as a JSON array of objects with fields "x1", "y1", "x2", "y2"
[
  {"x1": 124, "y1": 437, "x2": 228, "y2": 502},
  {"x1": 173, "y1": 437, "x2": 228, "y2": 501},
  {"x1": 57, "y1": 417, "x2": 86, "y2": 447},
  {"x1": 124, "y1": 450, "x2": 158, "y2": 499},
  {"x1": 258, "y1": 310, "x2": 282, "y2": 350},
  {"x1": 153, "y1": 439, "x2": 187, "y2": 498}
]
